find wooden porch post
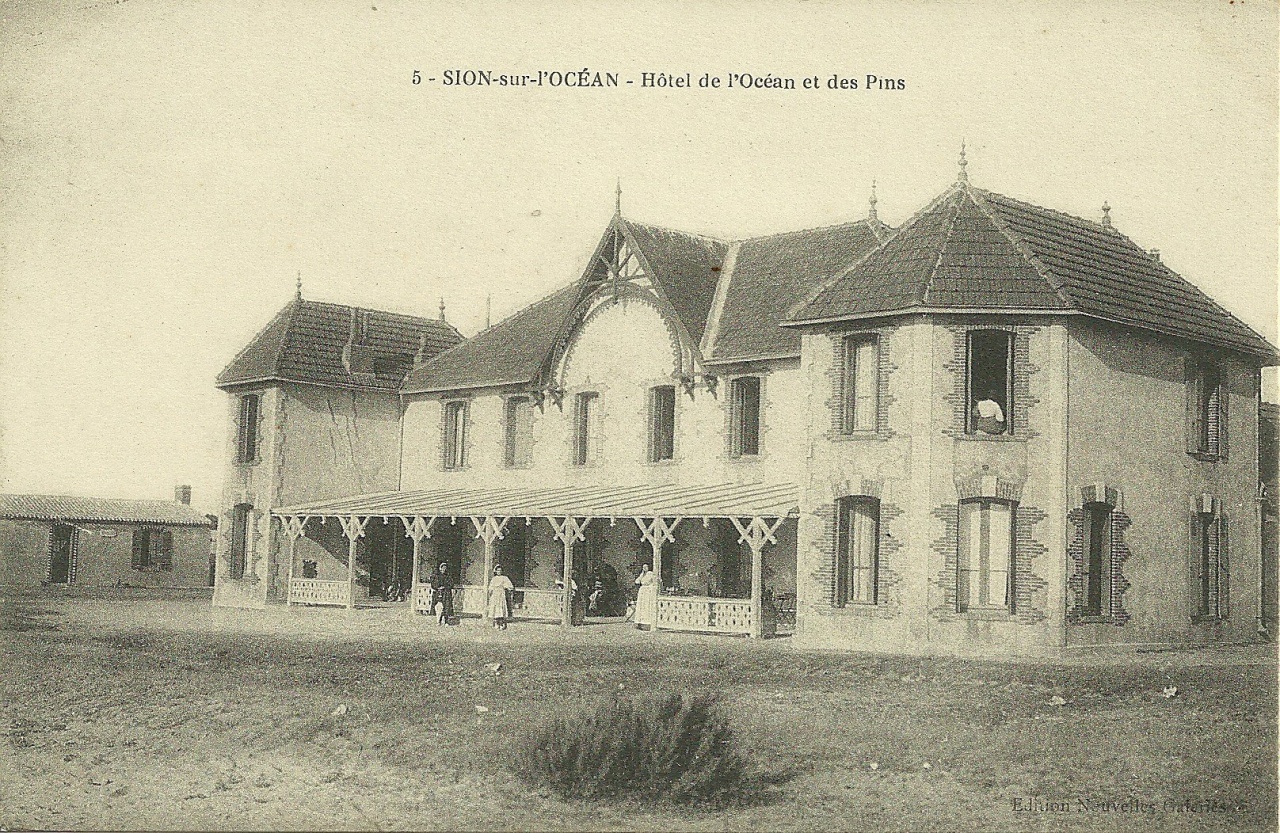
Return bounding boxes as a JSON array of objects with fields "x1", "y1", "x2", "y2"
[
  {"x1": 471, "y1": 516, "x2": 509, "y2": 621},
  {"x1": 338, "y1": 515, "x2": 370, "y2": 610},
  {"x1": 635, "y1": 517, "x2": 681, "y2": 631},
  {"x1": 400, "y1": 516, "x2": 435, "y2": 616},
  {"x1": 281, "y1": 515, "x2": 309, "y2": 607},
  {"x1": 551, "y1": 516, "x2": 588, "y2": 628},
  {"x1": 731, "y1": 516, "x2": 785, "y2": 639}
]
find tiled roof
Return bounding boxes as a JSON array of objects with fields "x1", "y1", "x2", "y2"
[
  {"x1": 792, "y1": 183, "x2": 1277, "y2": 361},
  {"x1": 217, "y1": 299, "x2": 463, "y2": 391},
  {"x1": 625, "y1": 222, "x2": 729, "y2": 346},
  {"x1": 401, "y1": 283, "x2": 581, "y2": 394},
  {"x1": 0, "y1": 494, "x2": 212, "y2": 526},
  {"x1": 710, "y1": 221, "x2": 885, "y2": 361}
]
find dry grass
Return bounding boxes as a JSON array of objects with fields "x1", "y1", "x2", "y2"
[{"x1": 0, "y1": 592, "x2": 1275, "y2": 831}]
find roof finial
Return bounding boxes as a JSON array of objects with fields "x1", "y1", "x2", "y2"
[
  {"x1": 868, "y1": 179, "x2": 879, "y2": 223},
  {"x1": 615, "y1": 178, "x2": 622, "y2": 215},
  {"x1": 485, "y1": 293, "x2": 492, "y2": 330},
  {"x1": 957, "y1": 140, "x2": 969, "y2": 184},
  {"x1": 1101, "y1": 201, "x2": 1112, "y2": 230},
  {"x1": 295, "y1": 270, "x2": 302, "y2": 300},
  {"x1": 438, "y1": 296, "x2": 447, "y2": 322}
]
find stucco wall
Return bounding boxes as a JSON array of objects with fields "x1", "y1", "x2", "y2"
[
  {"x1": 1065, "y1": 319, "x2": 1261, "y2": 646},
  {"x1": 213, "y1": 383, "x2": 404, "y2": 607},
  {"x1": 401, "y1": 293, "x2": 807, "y2": 491},
  {"x1": 1, "y1": 518, "x2": 210, "y2": 588},
  {"x1": 795, "y1": 317, "x2": 1069, "y2": 655}
]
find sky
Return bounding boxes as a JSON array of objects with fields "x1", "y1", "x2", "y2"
[{"x1": 1, "y1": 0, "x2": 1276, "y2": 514}]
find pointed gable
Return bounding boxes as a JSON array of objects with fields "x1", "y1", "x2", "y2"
[
  {"x1": 791, "y1": 183, "x2": 1276, "y2": 362},
  {"x1": 624, "y1": 222, "x2": 728, "y2": 346},
  {"x1": 710, "y1": 221, "x2": 886, "y2": 361},
  {"x1": 217, "y1": 299, "x2": 462, "y2": 391}
]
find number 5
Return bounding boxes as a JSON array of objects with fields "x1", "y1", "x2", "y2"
[{"x1": 412, "y1": 70, "x2": 421, "y2": 85}]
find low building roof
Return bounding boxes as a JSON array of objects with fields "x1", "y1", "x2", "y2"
[
  {"x1": 789, "y1": 182, "x2": 1277, "y2": 362},
  {"x1": 274, "y1": 481, "x2": 799, "y2": 520},
  {"x1": 217, "y1": 299, "x2": 463, "y2": 391},
  {"x1": 0, "y1": 494, "x2": 212, "y2": 526}
]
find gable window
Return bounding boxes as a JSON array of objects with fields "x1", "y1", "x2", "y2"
[
  {"x1": 966, "y1": 331, "x2": 1012, "y2": 435},
  {"x1": 957, "y1": 498, "x2": 1015, "y2": 612},
  {"x1": 229, "y1": 504, "x2": 251, "y2": 579},
  {"x1": 1192, "y1": 498, "x2": 1228, "y2": 619},
  {"x1": 836, "y1": 496, "x2": 879, "y2": 605},
  {"x1": 503, "y1": 396, "x2": 534, "y2": 468},
  {"x1": 729, "y1": 376, "x2": 761, "y2": 457},
  {"x1": 132, "y1": 527, "x2": 174, "y2": 572},
  {"x1": 648, "y1": 385, "x2": 676, "y2": 462},
  {"x1": 443, "y1": 401, "x2": 468, "y2": 470},
  {"x1": 1079, "y1": 502, "x2": 1113, "y2": 617},
  {"x1": 842, "y1": 336, "x2": 879, "y2": 433},
  {"x1": 573, "y1": 392, "x2": 599, "y2": 466},
  {"x1": 1191, "y1": 363, "x2": 1225, "y2": 457},
  {"x1": 236, "y1": 394, "x2": 260, "y2": 463}
]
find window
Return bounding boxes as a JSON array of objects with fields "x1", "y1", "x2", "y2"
[
  {"x1": 842, "y1": 336, "x2": 879, "y2": 433},
  {"x1": 236, "y1": 394, "x2": 259, "y2": 463},
  {"x1": 648, "y1": 385, "x2": 676, "y2": 462},
  {"x1": 729, "y1": 376, "x2": 761, "y2": 457},
  {"x1": 573, "y1": 392, "x2": 599, "y2": 466},
  {"x1": 836, "y1": 497, "x2": 879, "y2": 605},
  {"x1": 229, "y1": 504, "x2": 251, "y2": 579},
  {"x1": 443, "y1": 401, "x2": 468, "y2": 469},
  {"x1": 503, "y1": 396, "x2": 534, "y2": 468},
  {"x1": 132, "y1": 527, "x2": 173, "y2": 571},
  {"x1": 1193, "y1": 501, "x2": 1228, "y2": 619},
  {"x1": 1079, "y1": 502, "x2": 1112, "y2": 617},
  {"x1": 966, "y1": 331, "x2": 1012, "y2": 435},
  {"x1": 1192, "y1": 363, "x2": 1225, "y2": 457},
  {"x1": 957, "y1": 499, "x2": 1015, "y2": 612}
]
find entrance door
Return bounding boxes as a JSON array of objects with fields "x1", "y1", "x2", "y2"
[
  {"x1": 366, "y1": 522, "x2": 411, "y2": 600},
  {"x1": 49, "y1": 523, "x2": 75, "y2": 584}
]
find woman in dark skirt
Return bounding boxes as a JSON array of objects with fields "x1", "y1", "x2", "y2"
[{"x1": 430, "y1": 562, "x2": 455, "y2": 625}]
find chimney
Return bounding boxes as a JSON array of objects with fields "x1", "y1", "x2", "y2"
[
  {"x1": 1149, "y1": 248, "x2": 1161, "y2": 263},
  {"x1": 175, "y1": 485, "x2": 192, "y2": 505}
]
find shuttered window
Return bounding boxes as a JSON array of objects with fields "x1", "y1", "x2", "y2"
[
  {"x1": 836, "y1": 497, "x2": 879, "y2": 605},
  {"x1": 132, "y1": 527, "x2": 173, "y2": 571},
  {"x1": 443, "y1": 401, "x2": 468, "y2": 470},
  {"x1": 573, "y1": 392, "x2": 600, "y2": 466},
  {"x1": 503, "y1": 396, "x2": 533, "y2": 468},
  {"x1": 729, "y1": 377, "x2": 761, "y2": 457},
  {"x1": 1192, "y1": 504, "x2": 1229, "y2": 619},
  {"x1": 842, "y1": 336, "x2": 879, "y2": 433},
  {"x1": 229, "y1": 504, "x2": 251, "y2": 580},
  {"x1": 236, "y1": 394, "x2": 260, "y2": 464},
  {"x1": 648, "y1": 385, "x2": 676, "y2": 462},
  {"x1": 957, "y1": 499, "x2": 1015, "y2": 612}
]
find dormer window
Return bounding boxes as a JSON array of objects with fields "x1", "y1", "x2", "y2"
[{"x1": 966, "y1": 331, "x2": 1013, "y2": 436}]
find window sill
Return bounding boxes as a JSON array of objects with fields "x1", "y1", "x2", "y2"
[
  {"x1": 831, "y1": 431, "x2": 887, "y2": 442},
  {"x1": 645, "y1": 458, "x2": 678, "y2": 467},
  {"x1": 1191, "y1": 614, "x2": 1226, "y2": 624},
  {"x1": 829, "y1": 603, "x2": 885, "y2": 617},
  {"x1": 1072, "y1": 614, "x2": 1116, "y2": 625},
  {"x1": 954, "y1": 608, "x2": 1016, "y2": 621},
  {"x1": 728, "y1": 454, "x2": 762, "y2": 462},
  {"x1": 955, "y1": 433, "x2": 1024, "y2": 444},
  {"x1": 1188, "y1": 451, "x2": 1222, "y2": 463}
]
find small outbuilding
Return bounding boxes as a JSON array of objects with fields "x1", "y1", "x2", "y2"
[{"x1": 0, "y1": 489, "x2": 213, "y2": 589}]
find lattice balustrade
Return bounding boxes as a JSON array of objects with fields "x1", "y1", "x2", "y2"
[
  {"x1": 288, "y1": 579, "x2": 351, "y2": 608},
  {"x1": 514, "y1": 588, "x2": 567, "y2": 620},
  {"x1": 412, "y1": 583, "x2": 433, "y2": 613},
  {"x1": 657, "y1": 596, "x2": 754, "y2": 634}
]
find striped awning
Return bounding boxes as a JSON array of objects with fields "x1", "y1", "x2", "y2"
[{"x1": 273, "y1": 481, "x2": 798, "y2": 520}]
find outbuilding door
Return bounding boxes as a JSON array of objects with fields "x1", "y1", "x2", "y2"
[{"x1": 49, "y1": 523, "x2": 75, "y2": 584}]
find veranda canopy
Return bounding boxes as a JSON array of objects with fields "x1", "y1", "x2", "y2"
[{"x1": 272, "y1": 481, "x2": 799, "y2": 521}]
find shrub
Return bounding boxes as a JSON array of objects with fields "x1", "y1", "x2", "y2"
[{"x1": 514, "y1": 691, "x2": 750, "y2": 804}]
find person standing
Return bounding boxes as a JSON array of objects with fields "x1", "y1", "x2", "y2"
[
  {"x1": 488, "y1": 565, "x2": 514, "y2": 629},
  {"x1": 430, "y1": 561, "x2": 455, "y2": 625},
  {"x1": 634, "y1": 563, "x2": 657, "y2": 631}
]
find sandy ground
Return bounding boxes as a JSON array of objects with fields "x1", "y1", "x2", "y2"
[{"x1": 1, "y1": 590, "x2": 1275, "y2": 831}]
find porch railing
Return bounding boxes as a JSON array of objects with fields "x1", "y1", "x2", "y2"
[
  {"x1": 656, "y1": 595, "x2": 757, "y2": 635},
  {"x1": 410, "y1": 583, "x2": 565, "y2": 621},
  {"x1": 287, "y1": 578, "x2": 351, "y2": 608}
]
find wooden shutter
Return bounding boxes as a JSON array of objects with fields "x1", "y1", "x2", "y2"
[
  {"x1": 1218, "y1": 513, "x2": 1230, "y2": 620},
  {"x1": 1186, "y1": 360, "x2": 1204, "y2": 454},
  {"x1": 1189, "y1": 507, "x2": 1204, "y2": 617},
  {"x1": 159, "y1": 529, "x2": 173, "y2": 571},
  {"x1": 1218, "y1": 371, "x2": 1229, "y2": 460},
  {"x1": 132, "y1": 528, "x2": 144, "y2": 569}
]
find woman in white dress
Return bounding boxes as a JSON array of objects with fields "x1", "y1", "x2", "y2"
[
  {"x1": 487, "y1": 565, "x2": 514, "y2": 629},
  {"x1": 634, "y1": 563, "x2": 658, "y2": 631}
]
